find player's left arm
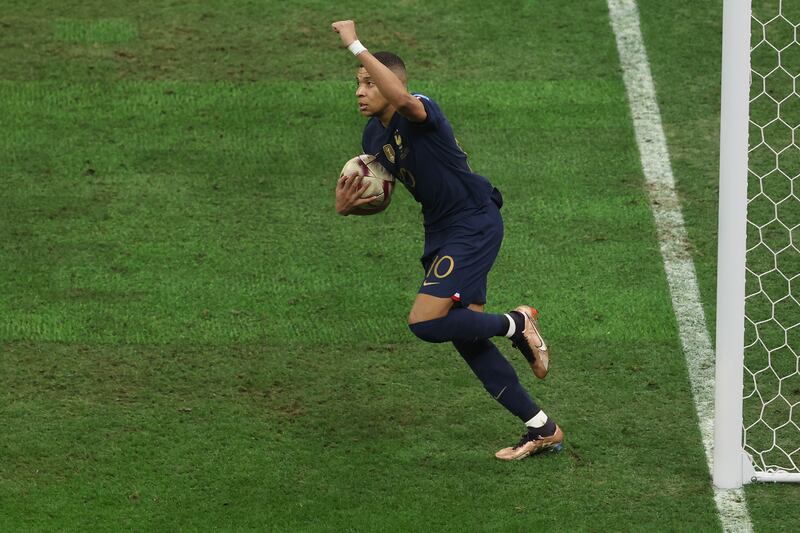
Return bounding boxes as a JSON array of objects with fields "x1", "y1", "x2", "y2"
[{"x1": 331, "y1": 20, "x2": 427, "y2": 123}]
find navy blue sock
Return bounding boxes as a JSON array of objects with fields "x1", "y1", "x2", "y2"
[
  {"x1": 453, "y1": 338, "x2": 539, "y2": 422},
  {"x1": 509, "y1": 310, "x2": 525, "y2": 335},
  {"x1": 508, "y1": 310, "x2": 534, "y2": 363},
  {"x1": 409, "y1": 308, "x2": 509, "y2": 343},
  {"x1": 527, "y1": 418, "x2": 557, "y2": 439}
]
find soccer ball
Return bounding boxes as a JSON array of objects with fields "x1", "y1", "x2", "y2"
[{"x1": 339, "y1": 154, "x2": 394, "y2": 212}]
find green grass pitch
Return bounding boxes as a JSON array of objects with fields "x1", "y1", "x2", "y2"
[{"x1": 1, "y1": 0, "x2": 798, "y2": 530}]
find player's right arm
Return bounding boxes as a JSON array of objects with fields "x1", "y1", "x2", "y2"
[
  {"x1": 331, "y1": 20, "x2": 427, "y2": 123},
  {"x1": 355, "y1": 51, "x2": 426, "y2": 123},
  {"x1": 335, "y1": 174, "x2": 375, "y2": 216}
]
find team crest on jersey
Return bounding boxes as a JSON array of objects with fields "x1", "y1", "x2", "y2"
[{"x1": 383, "y1": 144, "x2": 396, "y2": 163}]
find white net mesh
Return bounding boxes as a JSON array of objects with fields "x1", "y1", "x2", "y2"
[{"x1": 744, "y1": 0, "x2": 800, "y2": 474}]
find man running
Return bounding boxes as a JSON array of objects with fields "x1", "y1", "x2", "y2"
[{"x1": 332, "y1": 19, "x2": 563, "y2": 460}]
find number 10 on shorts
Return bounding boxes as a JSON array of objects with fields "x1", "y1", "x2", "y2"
[{"x1": 424, "y1": 255, "x2": 455, "y2": 285}]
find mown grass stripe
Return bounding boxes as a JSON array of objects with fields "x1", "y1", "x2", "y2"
[
  {"x1": 0, "y1": 80, "x2": 654, "y2": 346},
  {"x1": 54, "y1": 19, "x2": 137, "y2": 44}
]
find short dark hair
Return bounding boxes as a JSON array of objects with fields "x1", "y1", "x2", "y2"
[{"x1": 372, "y1": 51, "x2": 406, "y2": 73}]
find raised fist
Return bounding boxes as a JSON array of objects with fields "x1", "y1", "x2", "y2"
[{"x1": 331, "y1": 20, "x2": 358, "y2": 47}]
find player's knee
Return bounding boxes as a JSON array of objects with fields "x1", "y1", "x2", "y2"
[
  {"x1": 407, "y1": 308, "x2": 422, "y2": 326},
  {"x1": 408, "y1": 319, "x2": 449, "y2": 343}
]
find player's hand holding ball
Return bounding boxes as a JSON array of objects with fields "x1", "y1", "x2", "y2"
[
  {"x1": 335, "y1": 174, "x2": 371, "y2": 215},
  {"x1": 335, "y1": 155, "x2": 394, "y2": 216}
]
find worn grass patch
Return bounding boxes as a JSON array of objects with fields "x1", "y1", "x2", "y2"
[{"x1": 0, "y1": 338, "x2": 718, "y2": 530}]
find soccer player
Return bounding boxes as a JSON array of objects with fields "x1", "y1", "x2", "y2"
[{"x1": 331, "y1": 20, "x2": 563, "y2": 460}]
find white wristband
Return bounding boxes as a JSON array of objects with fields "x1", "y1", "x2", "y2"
[{"x1": 348, "y1": 40, "x2": 367, "y2": 56}]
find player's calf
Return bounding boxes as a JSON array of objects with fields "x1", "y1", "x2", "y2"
[
  {"x1": 408, "y1": 307, "x2": 509, "y2": 343},
  {"x1": 454, "y1": 338, "x2": 538, "y2": 421},
  {"x1": 408, "y1": 303, "x2": 531, "y2": 345}
]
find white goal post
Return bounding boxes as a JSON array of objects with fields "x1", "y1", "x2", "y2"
[{"x1": 714, "y1": 0, "x2": 800, "y2": 487}]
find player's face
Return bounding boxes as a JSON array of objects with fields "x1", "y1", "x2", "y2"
[{"x1": 355, "y1": 68, "x2": 389, "y2": 117}]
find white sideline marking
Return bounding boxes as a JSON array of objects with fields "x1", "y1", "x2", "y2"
[{"x1": 607, "y1": 1, "x2": 754, "y2": 531}]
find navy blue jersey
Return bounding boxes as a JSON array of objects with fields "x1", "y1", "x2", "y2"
[{"x1": 361, "y1": 94, "x2": 501, "y2": 233}]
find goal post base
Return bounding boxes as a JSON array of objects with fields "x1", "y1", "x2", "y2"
[
  {"x1": 740, "y1": 452, "x2": 800, "y2": 484},
  {"x1": 751, "y1": 471, "x2": 800, "y2": 484}
]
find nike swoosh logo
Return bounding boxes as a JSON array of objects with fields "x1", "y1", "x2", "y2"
[
  {"x1": 529, "y1": 320, "x2": 548, "y2": 351},
  {"x1": 422, "y1": 281, "x2": 440, "y2": 286}
]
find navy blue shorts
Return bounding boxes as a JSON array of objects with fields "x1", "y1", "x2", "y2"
[{"x1": 418, "y1": 201, "x2": 504, "y2": 307}]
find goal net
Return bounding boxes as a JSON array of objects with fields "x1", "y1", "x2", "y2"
[
  {"x1": 714, "y1": 0, "x2": 800, "y2": 487},
  {"x1": 743, "y1": 0, "x2": 800, "y2": 480}
]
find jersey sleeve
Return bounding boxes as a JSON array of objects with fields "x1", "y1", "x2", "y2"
[{"x1": 411, "y1": 94, "x2": 445, "y2": 130}]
